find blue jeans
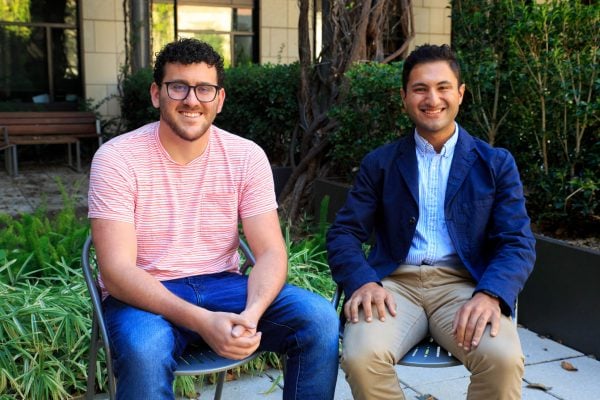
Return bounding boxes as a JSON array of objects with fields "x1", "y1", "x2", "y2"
[{"x1": 103, "y1": 272, "x2": 339, "y2": 399}]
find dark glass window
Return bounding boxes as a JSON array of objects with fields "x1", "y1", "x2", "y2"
[
  {"x1": 152, "y1": 1, "x2": 257, "y2": 67},
  {"x1": 233, "y1": 8, "x2": 252, "y2": 32},
  {"x1": 234, "y1": 35, "x2": 253, "y2": 66},
  {"x1": 0, "y1": 0, "x2": 81, "y2": 109}
]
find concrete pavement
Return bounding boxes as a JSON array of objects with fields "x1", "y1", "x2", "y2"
[{"x1": 193, "y1": 327, "x2": 599, "y2": 400}]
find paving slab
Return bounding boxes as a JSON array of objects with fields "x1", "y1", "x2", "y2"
[
  {"x1": 395, "y1": 363, "x2": 470, "y2": 386},
  {"x1": 408, "y1": 375, "x2": 562, "y2": 400},
  {"x1": 194, "y1": 368, "x2": 354, "y2": 400},
  {"x1": 519, "y1": 326, "x2": 584, "y2": 364},
  {"x1": 193, "y1": 369, "x2": 283, "y2": 399},
  {"x1": 524, "y1": 356, "x2": 600, "y2": 400},
  {"x1": 0, "y1": 163, "x2": 89, "y2": 215}
]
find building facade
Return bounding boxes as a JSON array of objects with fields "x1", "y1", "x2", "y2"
[{"x1": 0, "y1": 0, "x2": 451, "y2": 119}]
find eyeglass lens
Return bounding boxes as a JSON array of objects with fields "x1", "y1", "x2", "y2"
[{"x1": 166, "y1": 83, "x2": 218, "y2": 102}]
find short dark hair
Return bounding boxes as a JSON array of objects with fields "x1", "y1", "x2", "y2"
[
  {"x1": 153, "y1": 38, "x2": 225, "y2": 86},
  {"x1": 402, "y1": 44, "x2": 461, "y2": 89}
]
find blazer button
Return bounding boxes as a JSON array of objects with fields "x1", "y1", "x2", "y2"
[{"x1": 409, "y1": 217, "x2": 416, "y2": 225}]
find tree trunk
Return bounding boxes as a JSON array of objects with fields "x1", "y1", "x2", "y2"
[{"x1": 280, "y1": 0, "x2": 414, "y2": 222}]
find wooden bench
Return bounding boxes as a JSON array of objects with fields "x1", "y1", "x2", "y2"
[{"x1": 0, "y1": 111, "x2": 103, "y2": 176}]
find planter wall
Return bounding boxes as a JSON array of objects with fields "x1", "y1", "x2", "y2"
[
  {"x1": 312, "y1": 178, "x2": 351, "y2": 223},
  {"x1": 519, "y1": 235, "x2": 600, "y2": 358},
  {"x1": 272, "y1": 166, "x2": 292, "y2": 200}
]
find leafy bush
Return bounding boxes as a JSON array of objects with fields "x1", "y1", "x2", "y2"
[
  {"x1": 0, "y1": 262, "x2": 92, "y2": 399},
  {"x1": 119, "y1": 67, "x2": 160, "y2": 132},
  {"x1": 216, "y1": 63, "x2": 300, "y2": 165},
  {"x1": 328, "y1": 62, "x2": 412, "y2": 181},
  {"x1": 118, "y1": 63, "x2": 300, "y2": 166},
  {"x1": 452, "y1": 0, "x2": 599, "y2": 236},
  {"x1": 0, "y1": 184, "x2": 89, "y2": 283}
]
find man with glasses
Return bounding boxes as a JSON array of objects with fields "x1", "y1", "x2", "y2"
[
  {"x1": 88, "y1": 38, "x2": 339, "y2": 399},
  {"x1": 327, "y1": 44, "x2": 535, "y2": 399}
]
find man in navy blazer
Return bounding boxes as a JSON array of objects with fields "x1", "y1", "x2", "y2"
[{"x1": 327, "y1": 44, "x2": 535, "y2": 400}]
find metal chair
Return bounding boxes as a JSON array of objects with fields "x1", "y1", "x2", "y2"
[
  {"x1": 332, "y1": 285, "x2": 461, "y2": 368},
  {"x1": 82, "y1": 235, "x2": 261, "y2": 400}
]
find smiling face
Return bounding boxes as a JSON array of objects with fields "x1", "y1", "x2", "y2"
[
  {"x1": 150, "y1": 61, "x2": 225, "y2": 145},
  {"x1": 401, "y1": 60, "x2": 465, "y2": 147}
]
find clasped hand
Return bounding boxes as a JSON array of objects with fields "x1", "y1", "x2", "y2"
[{"x1": 198, "y1": 311, "x2": 261, "y2": 360}]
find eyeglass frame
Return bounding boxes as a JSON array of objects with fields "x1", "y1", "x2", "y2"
[{"x1": 162, "y1": 81, "x2": 222, "y2": 103}]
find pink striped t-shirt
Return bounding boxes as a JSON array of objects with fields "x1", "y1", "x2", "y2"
[{"x1": 88, "y1": 121, "x2": 277, "y2": 286}]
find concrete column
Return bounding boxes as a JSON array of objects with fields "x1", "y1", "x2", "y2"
[{"x1": 130, "y1": 0, "x2": 151, "y2": 71}]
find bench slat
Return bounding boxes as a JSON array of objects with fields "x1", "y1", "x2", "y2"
[
  {"x1": 0, "y1": 111, "x2": 96, "y2": 118},
  {"x1": 0, "y1": 117, "x2": 97, "y2": 125},
  {"x1": 10, "y1": 135, "x2": 79, "y2": 145},
  {"x1": 0, "y1": 111, "x2": 102, "y2": 176},
  {"x1": 4, "y1": 124, "x2": 97, "y2": 135}
]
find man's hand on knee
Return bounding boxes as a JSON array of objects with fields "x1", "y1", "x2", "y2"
[
  {"x1": 344, "y1": 282, "x2": 397, "y2": 323},
  {"x1": 452, "y1": 292, "x2": 501, "y2": 352}
]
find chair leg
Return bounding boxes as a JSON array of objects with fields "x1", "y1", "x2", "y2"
[
  {"x1": 86, "y1": 317, "x2": 100, "y2": 400},
  {"x1": 213, "y1": 371, "x2": 226, "y2": 400}
]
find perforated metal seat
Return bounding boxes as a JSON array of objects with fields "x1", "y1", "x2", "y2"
[
  {"x1": 398, "y1": 336, "x2": 461, "y2": 367},
  {"x1": 332, "y1": 285, "x2": 461, "y2": 368},
  {"x1": 82, "y1": 235, "x2": 260, "y2": 400}
]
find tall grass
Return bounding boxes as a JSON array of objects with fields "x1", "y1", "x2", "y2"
[
  {"x1": 0, "y1": 192, "x2": 337, "y2": 398},
  {"x1": 0, "y1": 260, "x2": 91, "y2": 399}
]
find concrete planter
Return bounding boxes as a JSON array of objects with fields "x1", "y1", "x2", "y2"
[
  {"x1": 312, "y1": 178, "x2": 351, "y2": 223},
  {"x1": 519, "y1": 235, "x2": 600, "y2": 357},
  {"x1": 272, "y1": 166, "x2": 292, "y2": 199}
]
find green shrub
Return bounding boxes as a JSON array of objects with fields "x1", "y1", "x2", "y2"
[
  {"x1": 216, "y1": 63, "x2": 300, "y2": 165},
  {"x1": 328, "y1": 62, "x2": 412, "y2": 181},
  {"x1": 0, "y1": 184, "x2": 89, "y2": 283},
  {"x1": 119, "y1": 67, "x2": 160, "y2": 132},
  {"x1": 0, "y1": 258, "x2": 92, "y2": 399},
  {"x1": 118, "y1": 63, "x2": 300, "y2": 166},
  {"x1": 452, "y1": 0, "x2": 599, "y2": 236}
]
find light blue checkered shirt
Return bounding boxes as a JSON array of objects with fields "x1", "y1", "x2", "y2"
[{"x1": 405, "y1": 124, "x2": 463, "y2": 267}]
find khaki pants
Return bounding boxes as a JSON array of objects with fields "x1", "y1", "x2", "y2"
[{"x1": 341, "y1": 265, "x2": 524, "y2": 400}]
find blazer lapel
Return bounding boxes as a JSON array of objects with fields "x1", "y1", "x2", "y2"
[
  {"x1": 395, "y1": 135, "x2": 419, "y2": 204},
  {"x1": 445, "y1": 127, "x2": 477, "y2": 206}
]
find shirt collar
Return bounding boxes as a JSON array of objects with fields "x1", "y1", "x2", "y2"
[{"x1": 414, "y1": 122, "x2": 459, "y2": 158}]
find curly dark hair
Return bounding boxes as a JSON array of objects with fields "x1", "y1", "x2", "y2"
[
  {"x1": 153, "y1": 38, "x2": 225, "y2": 86},
  {"x1": 402, "y1": 44, "x2": 461, "y2": 89}
]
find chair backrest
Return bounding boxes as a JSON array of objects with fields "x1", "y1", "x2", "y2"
[
  {"x1": 81, "y1": 235, "x2": 117, "y2": 395},
  {"x1": 238, "y1": 238, "x2": 256, "y2": 274},
  {"x1": 81, "y1": 235, "x2": 258, "y2": 398}
]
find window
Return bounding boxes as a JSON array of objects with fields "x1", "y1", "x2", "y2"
[
  {"x1": 151, "y1": 0, "x2": 257, "y2": 67},
  {"x1": 0, "y1": 0, "x2": 81, "y2": 109}
]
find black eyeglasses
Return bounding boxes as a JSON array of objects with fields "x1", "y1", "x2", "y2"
[{"x1": 163, "y1": 82, "x2": 221, "y2": 102}]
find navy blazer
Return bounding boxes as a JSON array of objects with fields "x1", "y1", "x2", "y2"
[{"x1": 326, "y1": 126, "x2": 536, "y2": 316}]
